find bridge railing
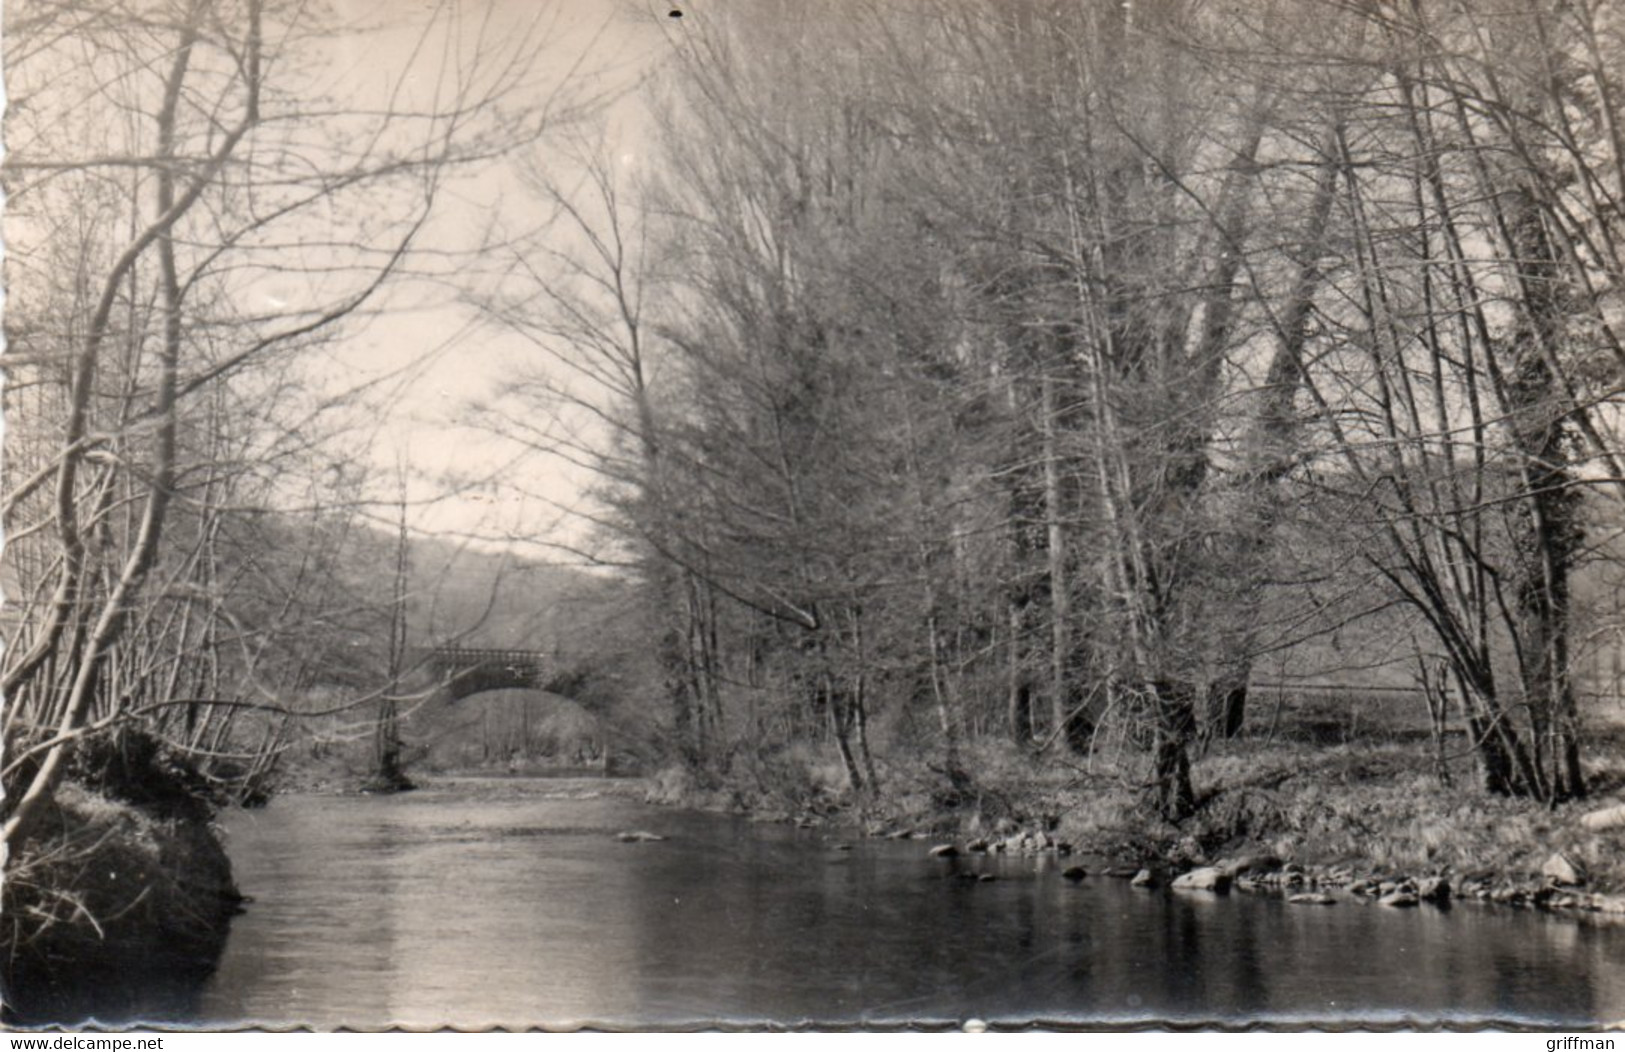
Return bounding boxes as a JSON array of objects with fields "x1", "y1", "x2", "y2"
[{"x1": 422, "y1": 646, "x2": 548, "y2": 663}]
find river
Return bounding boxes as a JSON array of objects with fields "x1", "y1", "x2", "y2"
[{"x1": 173, "y1": 776, "x2": 1625, "y2": 1028}]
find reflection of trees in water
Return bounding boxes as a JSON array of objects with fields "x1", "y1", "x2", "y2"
[
  {"x1": 198, "y1": 804, "x2": 402, "y2": 1026},
  {"x1": 1578, "y1": 921, "x2": 1625, "y2": 1021},
  {"x1": 203, "y1": 798, "x2": 1621, "y2": 1026},
  {"x1": 204, "y1": 788, "x2": 651, "y2": 1027},
  {"x1": 617, "y1": 838, "x2": 1614, "y2": 1025}
]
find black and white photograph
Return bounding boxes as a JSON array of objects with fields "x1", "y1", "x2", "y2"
[{"x1": 4, "y1": 0, "x2": 1625, "y2": 1032}]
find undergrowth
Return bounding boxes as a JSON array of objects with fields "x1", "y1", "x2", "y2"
[{"x1": 648, "y1": 731, "x2": 1625, "y2": 892}]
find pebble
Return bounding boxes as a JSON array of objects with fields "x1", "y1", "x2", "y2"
[
  {"x1": 1171, "y1": 867, "x2": 1231, "y2": 893},
  {"x1": 1288, "y1": 892, "x2": 1337, "y2": 906}
]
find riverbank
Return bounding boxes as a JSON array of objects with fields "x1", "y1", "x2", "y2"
[
  {"x1": 1, "y1": 736, "x2": 243, "y2": 1025},
  {"x1": 645, "y1": 733, "x2": 1625, "y2": 918}
]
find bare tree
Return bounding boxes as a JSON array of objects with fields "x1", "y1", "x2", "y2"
[{"x1": 2, "y1": 0, "x2": 569, "y2": 848}]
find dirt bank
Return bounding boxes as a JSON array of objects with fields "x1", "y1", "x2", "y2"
[{"x1": 2, "y1": 737, "x2": 243, "y2": 1026}]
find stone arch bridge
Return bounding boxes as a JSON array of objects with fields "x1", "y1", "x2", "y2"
[
  {"x1": 396, "y1": 645, "x2": 607, "y2": 771},
  {"x1": 418, "y1": 645, "x2": 568, "y2": 702}
]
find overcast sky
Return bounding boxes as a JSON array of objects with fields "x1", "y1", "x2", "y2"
[{"x1": 315, "y1": 0, "x2": 676, "y2": 558}]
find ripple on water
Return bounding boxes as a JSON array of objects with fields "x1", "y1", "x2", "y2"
[{"x1": 192, "y1": 782, "x2": 1625, "y2": 1029}]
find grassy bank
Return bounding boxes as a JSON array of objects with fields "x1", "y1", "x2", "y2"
[
  {"x1": 645, "y1": 730, "x2": 1625, "y2": 912},
  {"x1": 2, "y1": 735, "x2": 243, "y2": 1025}
]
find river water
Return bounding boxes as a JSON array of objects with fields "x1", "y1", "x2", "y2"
[{"x1": 181, "y1": 776, "x2": 1625, "y2": 1029}]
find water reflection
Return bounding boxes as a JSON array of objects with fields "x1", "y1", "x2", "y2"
[{"x1": 193, "y1": 779, "x2": 1625, "y2": 1028}]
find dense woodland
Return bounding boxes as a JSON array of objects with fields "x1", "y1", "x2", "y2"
[
  {"x1": 494, "y1": 0, "x2": 1625, "y2": 821},
  {"x1": 6, "y1": 0, "x2": 1625, "y2": 875}
]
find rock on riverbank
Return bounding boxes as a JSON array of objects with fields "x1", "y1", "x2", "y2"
[{"x1": 2, "y1": 757, "x2": 242, "y2": 1024}]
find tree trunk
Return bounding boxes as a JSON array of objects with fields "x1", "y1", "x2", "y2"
[
  {"x1": 658, "y1": 565, "x2": 701, "y2": 770},
  {"x1": 854, "y1": 672, "x2": 880, "y2": 796},
  {"x1": 1007, "y1": 599, "x2": 1034, "y2": 746},
  {"x1": 825, "y1": 674, "x2": 865, "y2": 795},
  {"x1": 1499, "y1": 185, "x2": 1586, "y2": 802},
  {"x1": 1151, "y1": 679, "x2": 1197, "y2": 821},
  {"x1": 1204, "y1": 134, "x2": 1341, "y2": 740},
  {"x1": 1041, "y1": 373, "x2": 1081, "y2": 752}
]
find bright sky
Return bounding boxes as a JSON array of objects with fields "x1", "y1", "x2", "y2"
[{"x1": 307, "y1": 0, "x2": 677, "y2": 559}]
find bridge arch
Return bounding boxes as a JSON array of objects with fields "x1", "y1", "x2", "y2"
[
  {"x1": 408, "y1": 646, "x2": 603, "y2": 770},
  {"x1": 421, "y1": 647, "x2": 557, "y2": 703}
]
